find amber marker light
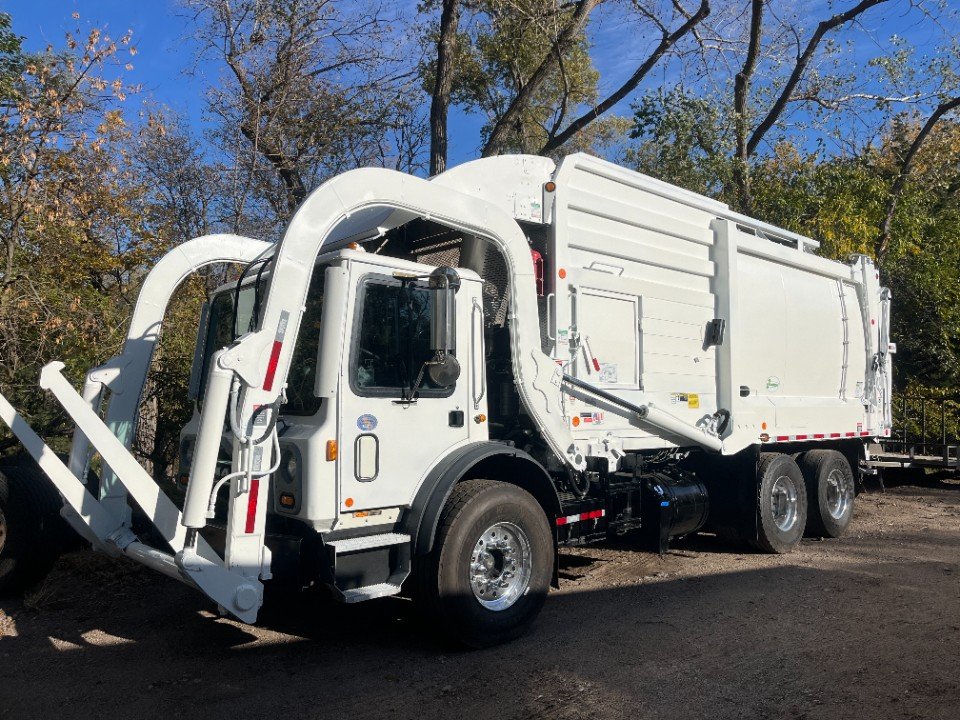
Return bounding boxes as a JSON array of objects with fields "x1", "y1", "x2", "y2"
[
  {"x1": 326, "y1": 439, "x2": 338, "y2": 461},
  {"x1": 544, "y1": 181, "x2": 556, "y2": 192}
]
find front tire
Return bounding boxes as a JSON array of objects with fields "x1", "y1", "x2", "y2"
[
  {"x1": 0, "y1": 463, "x2": 67, "y2": 594},
  {"x1": 419, "y1": 479, "x2": 553, "y2": 648},
  {"x1": 797, "y1": 449, "x2": 855, "y2": 538},
  {"x1": 751, "y1": 453, "x2": 807, "y2": 554}
]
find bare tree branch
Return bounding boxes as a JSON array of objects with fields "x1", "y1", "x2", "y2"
[
  {"x1": 481, "y1": 0, "x2": 601, "y2": 157},
  {"x1": 540, "y1": 0, "x2": 710, "y2": 155},
  {"x1": 746, "y1": 0, "x2": 888, "y2": 158}
]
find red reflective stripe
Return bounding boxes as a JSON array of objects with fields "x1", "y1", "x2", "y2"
[
  {"x1": 592, "y1": 357, "x2": 601, "y2": 371},
  {"x1": 830, "y1": 433, "x2": 841, "y2": 438},
  {"x1": 813, "y1": 433, "x2": 825, "y2": 439},
  {"x1": 263, "y1": 340, "x2": 283, "y2": 391},
  {"x1": 845, "y1": 432, "x2": 856, "y2": 437},
  {"x1": 776, "y1": 435, "x2": 790, "y2": 442},
  {"x1": 556, "y1": 509, "x2": 605, "y2": 526},
  {"x1": 795, "y1": 434, "x2": 808, "y2": 440},
  {"x1": 244, "y1": 478, "x2": 261, "y2": 533},
  {"x1": 860, "y1": 431, "x2": 871, "y2": 436}
]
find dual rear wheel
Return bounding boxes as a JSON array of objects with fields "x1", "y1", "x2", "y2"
[{"x1": 750, "y1": 450, "x2": 856, "y2": 553}]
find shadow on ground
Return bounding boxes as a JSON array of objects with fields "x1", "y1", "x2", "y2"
[{"x1": 1, "y1": 515, "x2": 957, "y2": 720}]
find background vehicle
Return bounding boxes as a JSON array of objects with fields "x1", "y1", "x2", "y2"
[{"x1": 0, "y1": 153, "x2": 892, "y2": 646}]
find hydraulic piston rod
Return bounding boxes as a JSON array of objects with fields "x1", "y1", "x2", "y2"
[
  {"x1": 562, "y1": 374, "x2": 723, "y2": 452},
  {"x1": 182, "y1": 352, "x2": 233, "y2": 529}
]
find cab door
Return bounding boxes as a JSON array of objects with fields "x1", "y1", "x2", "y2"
[{"x1": 338, "y1": 271, "x2": 476, "y2": 512}]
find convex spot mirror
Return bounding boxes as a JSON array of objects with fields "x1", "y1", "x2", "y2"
[{"x1": 428, "y1": 354, "x2": 460, "y2": 387}]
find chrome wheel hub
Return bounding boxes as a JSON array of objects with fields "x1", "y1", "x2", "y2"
[
  {"x1": 825, "y1": 468, "x2": 853, "y2": 520},
  {"x1": 469, "y1": 522, "x2": 532, "y2": 611},
  {"x1": 770, "y1": 475, "x2": 798, "y2": 532}
]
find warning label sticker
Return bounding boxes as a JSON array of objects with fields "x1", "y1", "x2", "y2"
[{"x1": 670, "y1": 393, "x2": 700, "y2": 409}]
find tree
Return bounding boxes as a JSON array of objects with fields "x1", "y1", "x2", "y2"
[
  {"x1": 420, "y1": 0, "x2": 708, "y2": 162},
  {"x1": 630, "y1": 0, "x2": 950, "y2": 212},
  {"x1": 185, "y1": 0, "x2": 427, "y2": 223},
  {"x1": 0, "y1": 13, "x2": 143, "y2": 452},
  {"x1": 877, "y1": 96, "x2": 960, "y2": 260}
]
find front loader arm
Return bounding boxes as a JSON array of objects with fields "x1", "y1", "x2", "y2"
[
  {"x1": 0, "y1": 234, "x2": 272, "y2": 622},
  {"x1": 69, "y1": 234, "x2": 272, "y2": 525}
]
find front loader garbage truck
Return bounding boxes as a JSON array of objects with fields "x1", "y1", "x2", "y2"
[{"x1": 0, "y1": 153, "x2": 893, "y2": 647}]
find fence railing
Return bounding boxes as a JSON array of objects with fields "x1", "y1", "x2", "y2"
[{"x1": 885, "y1": 395, "x2": 960, "y2": 459}]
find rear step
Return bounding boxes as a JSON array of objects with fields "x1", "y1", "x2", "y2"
[{"x1": 326, "y1": 532, "x2": 411, "y2": 603}]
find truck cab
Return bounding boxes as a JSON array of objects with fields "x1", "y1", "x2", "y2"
[{"x1": 183, "y1": 248, "x2": 489, "y2": 531}]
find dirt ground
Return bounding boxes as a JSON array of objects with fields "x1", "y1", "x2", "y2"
[{"x1": 1, "y1": 479, "x2": 958, "y2": 720}]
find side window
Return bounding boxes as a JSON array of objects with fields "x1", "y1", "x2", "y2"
[
  {"x1": 281, "y1": 269, "x2": 325, "y2": 415},
  {"x1": 197, "y1": 291, "x2": 239, "y2": 402},
  {"x1": 352, "y1": 278, "x2": 451, "y2": 397},
  {"x1": 198, "y1": 271, "x2": 325, "y2": 415}
]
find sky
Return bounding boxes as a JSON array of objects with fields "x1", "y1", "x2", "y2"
[{"x1": 4, "y1": 0, "x2": 954, "y2": 167}]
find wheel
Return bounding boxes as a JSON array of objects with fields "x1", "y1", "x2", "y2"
[
  {"x1": 751, "y1": 453, "x2": 807, "y2": 554},
  {"x1": 0, "y1": 463, "x2": 66, "y2": 595},
  {"x1": 797, "y1": 449, "x2": 855, "y2": 538},
  {"x1": 418, "y1": 479, "x2": 553, "y2": 648}
]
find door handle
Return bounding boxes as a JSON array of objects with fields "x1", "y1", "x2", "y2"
[{"x1": 471, "y1": 298, "x2": 486, "y2": 410}]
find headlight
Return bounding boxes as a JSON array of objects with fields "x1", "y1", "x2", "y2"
[{"x1": 280, "y1": 447, "x2": 298, "y2": 484}]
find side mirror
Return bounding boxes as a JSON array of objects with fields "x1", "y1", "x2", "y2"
[
  {"x1": 428, "y1": 354, "x2": 461, "y2": 387},
  {"x1": 429, "y1": 266, "x2": 460, "y2": 354}
]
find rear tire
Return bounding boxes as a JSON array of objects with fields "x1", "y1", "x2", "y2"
[
  {"x1": 418, "y1": 479, "x2": 553, "y2": 648},
  {"x1": 750, "y1": 453, "x2": 807, "y2": 554},
  {"x1": 797, "y1": 449, "x2": 855, "y2": 538},
  {"x1": 0, "y1": 463, "x2": 67, "y2": 595}
]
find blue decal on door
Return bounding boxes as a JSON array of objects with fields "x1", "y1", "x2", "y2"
[{"x1": 357, "y1": 413, "x2": 378, "y2": 431}]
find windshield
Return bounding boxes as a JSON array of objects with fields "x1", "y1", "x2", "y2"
[{"x1": 198, "y1": 268, "x2": 326, "y2": 416}]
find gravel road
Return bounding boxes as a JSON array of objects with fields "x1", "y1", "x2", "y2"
[{"x1": 1, "y1": 479, "x2": 958, "y2": 720}]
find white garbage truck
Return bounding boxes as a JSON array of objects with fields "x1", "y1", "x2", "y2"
[{"x1": 0, "y1": 153, "x2": 893, "y2": 646}]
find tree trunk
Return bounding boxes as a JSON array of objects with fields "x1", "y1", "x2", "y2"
[
  {"x1": 430, "y1": 0, "x2": 461, "y2": 176},
  {"x1": 732, "y1": 0, "x2": 763, "y2": 212}
]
